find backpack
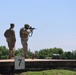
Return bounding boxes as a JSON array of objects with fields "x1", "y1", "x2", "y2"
[{"x1": 4, "y1": 29, "x2": 11, "y2": 38}]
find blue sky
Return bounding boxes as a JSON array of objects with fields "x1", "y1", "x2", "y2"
[{"x1": 0, "y1": 0, "x2": 76, "y2": 52}]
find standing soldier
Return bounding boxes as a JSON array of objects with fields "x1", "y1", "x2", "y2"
[
  {"x1": 20, "y1": 24, "x2": 33, "y2": 58},
  {"x1": 4, "y1": 23, "x2": 16, "y2": 59}
]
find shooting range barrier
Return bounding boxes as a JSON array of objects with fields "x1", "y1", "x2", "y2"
[{"x1": 0, "y1": 58, "x2": 76, "y2": 75}]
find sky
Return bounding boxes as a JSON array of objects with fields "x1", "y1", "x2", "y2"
[{"x1": 0, "y1": 0, "x2": 76, "y2": 52}]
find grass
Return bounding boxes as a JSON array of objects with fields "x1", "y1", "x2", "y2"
[{"x1": 15, "y1": 69, "x2": 76, "y2": 75}]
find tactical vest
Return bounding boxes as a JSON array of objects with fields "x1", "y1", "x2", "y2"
[{"x1": 20, "y1": 28, "x2": 29, "y2": 38}]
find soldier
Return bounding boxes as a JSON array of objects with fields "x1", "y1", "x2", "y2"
[
  {"x1": 4, "y1": 23, "x2": 16, "y2": 59},
  {"x1": 20, "y1": 24, "x2": 33, "y2": 58}
]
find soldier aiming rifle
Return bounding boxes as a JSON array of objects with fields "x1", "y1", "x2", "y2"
[{"x1": 20, "y1": 24, "x2": 36, "y2": 58}]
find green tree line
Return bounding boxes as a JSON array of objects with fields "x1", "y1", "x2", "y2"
[{"x1": 0, "y1": 46, "x2": 76, "y2": 59}]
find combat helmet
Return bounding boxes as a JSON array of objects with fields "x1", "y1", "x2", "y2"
[{"x1": 24, "y1": 24, "x2": 30, "y2": 29}]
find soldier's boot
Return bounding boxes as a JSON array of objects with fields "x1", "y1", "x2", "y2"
[
  {"x1": 24, "y1": 54, "x2": 29, "y2": 59},
  {"x1": 11, "y1": 54, "x2": 14, "y2": 59},
  {"x1": 9, "y1": 55, "x2": 14, "y2": 59}
]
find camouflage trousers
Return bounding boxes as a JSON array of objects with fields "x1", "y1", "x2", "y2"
[
  {"x1": 6, "y1": 38, "x2": 15, "y2": 58},
  {"x1": 21, "y1": 38, "x2": 28, "y2": 58}
]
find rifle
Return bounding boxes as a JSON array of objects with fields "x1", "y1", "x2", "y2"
[
  {"x1": 29, "y1": 26, "x2": 36, "y2": 37},
  {"x1": 29, "y1": 27, "x2": 36, "y2": 30}
]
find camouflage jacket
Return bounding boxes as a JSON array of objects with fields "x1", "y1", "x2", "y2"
[{"x1": 20, "y1": 28, "x2": 30, "y2": 38}]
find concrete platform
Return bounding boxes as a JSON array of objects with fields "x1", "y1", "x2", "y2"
[{"x1": 0, "y1": 59, "x2": 76, "y2": 74}]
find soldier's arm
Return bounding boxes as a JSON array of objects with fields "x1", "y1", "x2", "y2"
[{"x1": 12, "y1": 30, "x2": 16, "y2": 41}]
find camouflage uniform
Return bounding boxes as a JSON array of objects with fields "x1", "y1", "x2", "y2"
[
  {"x1": 4, "y1": 28, "x2": 16, "y2": 59},
  {"x1": 20, "y1": 25, "x2": 32, "y2": 58}
]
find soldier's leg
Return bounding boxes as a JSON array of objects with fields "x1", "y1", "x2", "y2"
[
  {"x1": 7, "y1": 42, "x2": 11, "y2": 59},
  {"x1": 21, "y1": 38, "x2": 28, "y2": 58},
  {"x1": 8, "y1": 42, "x2": 15, "y2": 59},
  {"x1": 23, "y1": 42, "x2": 28, "y2": 58},
  {"x1": 22, "y1": 45, "x2": 25, "y2": 57},
  {"x1": 9, "y1": 49, "x2": 14, "y2": 59},
  {"x1": 22, "y1": 43, "x2": 28, "y2": 58}
]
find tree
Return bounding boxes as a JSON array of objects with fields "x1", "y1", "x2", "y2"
[
  {"x1": 14, "y1": 48, "x2": 22, "y2": 56},
  {"x1": 61, "y1": 51, "x2": 73, "y2": 59},
  {"x1": 0, "y1": 45, "x2": 76, "y2": 59},
  {"x1": 72, "y1": 50, "x2": 76, "y2": 59},
  {"x1": 0, "y1": 46, "x2": 9, "y2": 59},
  {"x1": 37, "y1": 47, "x2": 64, "y2": 59},
  {"x1": 34, "y1": 51, "x2": 39, "y2": 58}
]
